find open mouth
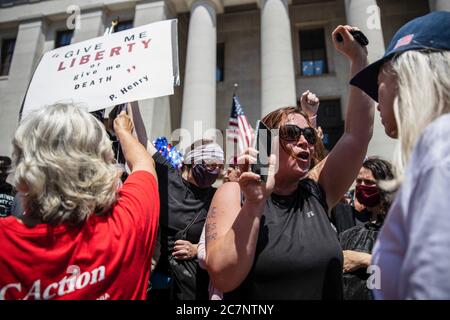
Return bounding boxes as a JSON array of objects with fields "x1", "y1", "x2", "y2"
[{"x1": 296, "y1": 151, "x2": 309, "y2": 161}]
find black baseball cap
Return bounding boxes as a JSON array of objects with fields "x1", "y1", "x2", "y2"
[{"x1": 350, "y1": 11, "x2": 450, "y2": 102}]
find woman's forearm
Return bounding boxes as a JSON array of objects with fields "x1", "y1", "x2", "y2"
[
  {"x1": 345, "y1": 58, "x2": 375, "y2": 142},
  {"x1": 206, "y1": 200, "x2": 265, "y2": 293},
  {"x1": 317, "y1": 58, "x2": 375, "y2": 209}
]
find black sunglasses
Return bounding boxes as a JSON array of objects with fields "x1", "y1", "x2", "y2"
[{"x1": 280, "y1": 125, "x2": 317, "y2": 145}]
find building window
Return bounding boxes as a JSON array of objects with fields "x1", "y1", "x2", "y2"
[
  {"x1": 299, "y1": 28, "x2": 328, "y2": 76},
  {"x1": 0, "y1": 38, "x2": 16, "y2": 76},
  {"x1": 55, "y1": 30, "x2": 73, "y2": 48},
  {"x1": 317, "y1": 99, "x2": 343, "y2": 151},
  {"x1": 216, "y1": 42, "x2": 225, "y2": 82},
  {"x1": 114, "y1": 20, "x2": 134, "y2": 33}
]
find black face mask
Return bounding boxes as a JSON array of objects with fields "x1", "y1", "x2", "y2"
[{"x1": 191, "y1": 164, "x2": 220, "y2": 188}]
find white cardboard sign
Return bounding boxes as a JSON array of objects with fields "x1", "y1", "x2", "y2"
[{"x1": 22, "y1": 19, "x2": 179, "y2": 117}]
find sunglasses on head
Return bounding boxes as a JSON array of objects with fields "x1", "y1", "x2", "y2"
[{"x1": 280, "y1": 124, "x2": 317, "y2": 145}]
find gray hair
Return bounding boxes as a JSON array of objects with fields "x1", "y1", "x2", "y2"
[
  {"x1": 386, "y1": 50, "x2": 450, "y2": 188},
  {"x1": 12, "y1": 103, "x2": 123, "y2": 225}
]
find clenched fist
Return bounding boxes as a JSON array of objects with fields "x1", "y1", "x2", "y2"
[
  {"x1": 113, "y1": 111, "x2": 134, "y2": 135},
  {"x1": 300, "y1": 90, "x2": 320, "y2": 117}
]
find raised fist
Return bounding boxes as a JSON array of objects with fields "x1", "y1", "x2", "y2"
[{"x1": 300, "y1": 90, "x2": 320, "y2": 117}]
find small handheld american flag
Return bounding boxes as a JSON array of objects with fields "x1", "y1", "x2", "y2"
[{"x1": 227, "y1": 93, "x2": 254, "y2": 165}]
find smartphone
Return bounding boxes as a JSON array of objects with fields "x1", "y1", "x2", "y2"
[
  {"x1": 336, "y1": 30, "x2": 369, "y2": 46},
  {"x1": 251, "y1": 120, "x2": 272, "y2": 182}
]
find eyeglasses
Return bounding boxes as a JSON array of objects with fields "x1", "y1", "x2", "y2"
[{"x1": 279, "y1": 125, "x2": 317, "y2": 145}]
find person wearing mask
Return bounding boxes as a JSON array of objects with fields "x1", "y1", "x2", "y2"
[
  {"x1": 339, "y1": 157, "x2": 394, "y2": 300},
  {"x1": 349, "y1": 11, "x2": 450, "y2": 299},
  {"x1": 147, "y1": 139, "x2": 224, "y2": 300},
  {"x1": 0, "y1": 104, "x2": 159, "y2": 300},
  {"x1": 331, "y1": 157, "x2": 387, "y2": 235}
]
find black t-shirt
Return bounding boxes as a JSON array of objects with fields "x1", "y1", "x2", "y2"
[
  {"x1": 0, "y1": 183, "x2": 14, "y2": 218},
  {"x1": 331, "y1": 203, "x2": 371, "y2": 235},
  {"x1": 339, "y1": 222, "x2": 382, "y2": 300},
  {"x1": 226, "y1": 179, "x2": 343, "y2": 300}
]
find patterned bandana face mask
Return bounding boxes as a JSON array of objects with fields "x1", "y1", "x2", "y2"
[
  {"x1": 191, "y1": 164, "x2": 220, "y2": 188},
  {"x1": 355, "y1": 184, "x2": 381, "y2": 208}
]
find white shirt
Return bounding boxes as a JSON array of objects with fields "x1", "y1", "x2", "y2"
[{"x1": 372, "y1": 113, "x2": 450, "y2": 299}]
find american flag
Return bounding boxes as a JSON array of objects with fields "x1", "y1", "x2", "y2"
[
  {"x1": 394, "y1": 34, "x2": 414, "y2": 49},
  {"x1": 227, "y1": 94, "x2": 254, "y2": 164}
]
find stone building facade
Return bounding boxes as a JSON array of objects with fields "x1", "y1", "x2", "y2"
[{"x1": 0, "y1": 0, "x2": 447, "y2": 158}]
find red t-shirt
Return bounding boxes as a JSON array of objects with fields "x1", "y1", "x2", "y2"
[{"x1": 0, "y1": 170, "x2": 159, "y2": 300}]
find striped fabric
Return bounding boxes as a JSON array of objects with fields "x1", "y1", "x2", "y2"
[{"x1": 227, "y1": 94, "x2": 254, "y2": 164}]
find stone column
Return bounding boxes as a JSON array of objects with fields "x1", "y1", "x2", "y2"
[
  {"x1": 345, "y1": 0, "x2": 396, "y2": 161},
  {"x1": 260, "y1": 0, "x2": 296, "y2": 116},
  {"x1": 72, "y1": 9, "x2": 105, "y2": 43},
  {"x1": 134, "y1": 0, "x2": 175, "y2": 141},
  {"x1": 345, "y1": 0, "x2": 385, "y2": 63},
  {"x1": 429, "y1": 0, "x2": 450, "y2": 11},
  {"x1": 0, "y1": 18, "x2": 46, "y2": 156},
  {"x1": 179, "y1": 0, "x2": 222, "y2": 149}
]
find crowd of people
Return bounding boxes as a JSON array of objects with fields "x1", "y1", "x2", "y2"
[{"x1": 0, "y1": 11, "x2": 449, "y2": 300}]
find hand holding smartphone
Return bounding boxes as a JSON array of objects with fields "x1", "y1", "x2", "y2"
[
  {"x1": 251, "y1": 120, "x2": 272, "y2": 182},
  {"x1": 336, "y1": 29, "x2": 369, "y2": 46}
]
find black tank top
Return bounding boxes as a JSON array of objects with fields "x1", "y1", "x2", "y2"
[{"x1": 226, "y1": 179, "x2": 343, "y2": 300}]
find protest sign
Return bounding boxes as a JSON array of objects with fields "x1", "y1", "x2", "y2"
[{"x1": 22, "y1": 19, "x2": 179, "y2": 117}]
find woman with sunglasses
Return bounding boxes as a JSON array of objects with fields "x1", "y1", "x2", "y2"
[{"x1": 205, "y1": 25, "x2": 375, "y2": 299}]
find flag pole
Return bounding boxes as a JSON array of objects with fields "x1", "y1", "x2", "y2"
[
  {"x1": 105, "y1": 17, "x2": 130, "y2": 168},
  {"x1": 112, "y1": 17, "x2": 119, "y2": 26},
  {"x1": 107, "y1": 18, "x2": 126, "y2": 114},
  {"x1": 231, "y1": 83, "x2": 239, "y2": 166},
  {"x1": 104, "y1": 17, "x2": 119, "y2": 36}
]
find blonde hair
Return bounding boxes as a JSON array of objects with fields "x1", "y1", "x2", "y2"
[
  {"x1": 12, "y1": 103, "x2": 123, "y2": 226},
  {"x1": 387, "y1": 50, "x2": 450, "y2": 187}
]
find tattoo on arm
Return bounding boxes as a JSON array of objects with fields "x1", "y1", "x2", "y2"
[{"x1": 206, "y1": 207, "x2": 218, "y2": 242}]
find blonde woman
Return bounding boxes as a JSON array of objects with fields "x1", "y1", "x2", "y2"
[
  {"x1": 350, "y1": 11, "x2": 450, "y2": 299},
  {"x1": 0, "y1": 104, "x2": 159, "y2": 300}
]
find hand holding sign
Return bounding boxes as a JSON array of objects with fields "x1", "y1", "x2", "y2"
[
  {"x1": 114, "y1": 111, "x2": 134, "y2": 135},
  {"x1": 22, "y1": 19, "x2": 179, "y2": 118}
]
